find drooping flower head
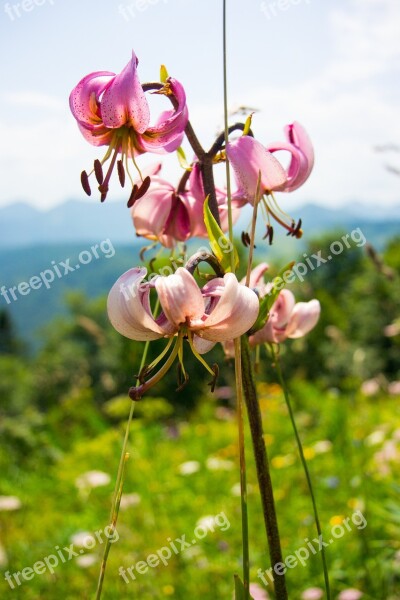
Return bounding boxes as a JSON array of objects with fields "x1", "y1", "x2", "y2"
[
  {"x1": 227, "y1": 122, "x2": 314, "y2": 241},
  {"x1": 130, "y1": 163, "x2": 241, "y2": 248},
  {"x1": 69, "y1": 51, "x2": 188, "y2": 201},
  {"x1": 250, "y1": 288, "x2": 320, "y2": 345},
  {"x1": 107, "y1": 266, "x2": 259, "y2": 397}
]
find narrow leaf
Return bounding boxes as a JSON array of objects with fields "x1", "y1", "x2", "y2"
[
  {"x1": 203, "y1": 196, "x2": 238, "y2": 273},
  {"x1": 176, "y1": 146, "x2": 191, "y2": 171},
  {"x1": 250, "y1": 261, "x2": 295, "y2": 333}
]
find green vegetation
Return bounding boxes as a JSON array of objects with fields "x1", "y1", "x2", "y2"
[{"x1": 1, "y1": 234, "x2": 400, "y2": 599}]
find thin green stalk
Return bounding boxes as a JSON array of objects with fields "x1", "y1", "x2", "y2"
[
  {"x1": 270, "y1": 344, "x2": 330, "y2": 600},
  {"x1": 95, "y1": 339, "x2": 152, "y2": 600},
  {"x1": 223, "y1": 1, "x2": 250, "y2": 595},
  {"x1": 241, "y1": 336, "x2": 288, "y2": 600}
]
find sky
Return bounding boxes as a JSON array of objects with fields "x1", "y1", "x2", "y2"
[{"x1": 0, "y1": 0, "x2": 399, "y2": 211}]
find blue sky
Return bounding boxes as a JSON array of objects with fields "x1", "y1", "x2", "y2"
[{"x1": 1, "y1": 0, "x2": 399, "y2": 210}]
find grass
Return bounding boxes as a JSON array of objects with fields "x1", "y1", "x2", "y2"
[{"x1": 1, "y1": 381, "x2": 400, "y2": 599}]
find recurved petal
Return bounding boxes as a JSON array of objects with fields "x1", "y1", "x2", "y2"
[
  {"x1": 131, "y1": 184, "x2": 174, "y2": 238},
  {"x1": 198, "y1": 274, "x2": 259, "y2": 341},
  {"x1": 107, "y1": 267, "x2": 167, "y2": 341},
  {"x1": 284, "y1": 121, "x2": 314, "y2": 191},
  {"x1": 270, "y1": 289, "x2": 296, "y2": 328},
  {"x1": 138, "y1": 79, "x2": 189, "y2": 153},
  {"x1": 285, "y1": 299, "x2": 321, "y2": 339},
  {"x1": 249, "y1": 319, "x2": 277, "y2": 346},
  {"x1": 69, "y1": 71, "x2": 114, "y2": 126},
  {"x1": 155, "y1": 268, "x2": 205, "y2": 328},
  {"x1": 77, "y1": 122, "x2": 114, "y2": 147},
  {"x1": 192, "y1": 336, "x2": 216, "y2": 355},
  {"x1": 101, "y1": 51, "x2": 150, "y2": 132},
  {"x1": 226, "y1": 136, "x2": 287, "y2": 202},
  {"x1": 241, "y1": 262, "x2": 269, "y2": 290}
]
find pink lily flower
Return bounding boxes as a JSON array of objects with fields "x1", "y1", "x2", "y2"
[
  {"x1": 250, "y1": 289, "x2": 320, "y2": 345},
  {"x1": 265, "y1": 121, "x2": 314, "y2": 192},
  {"x1": 108, "y1": 266, "x2": 259, "y2": 397},
  {"x1": 131, "y1": 163, "x2": 241, "y2": 248},
  {"x1": 69, "y1": 51, "x2": 188, "y2": 201},
  {"x1": 227, "y1": 122, "x2": 314, "y2": 239},
  {"x1": 108, "y1": 266, "x2": 259, "y2": 347},
  {"x1": 227, "y1": 122, "x2": 314, "y2": 200}
]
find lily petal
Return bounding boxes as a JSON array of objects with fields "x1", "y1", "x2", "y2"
[
  {"x1": 131, "y1": 181, "x2": 174, "y2": 238},
  {"x1": 107, "y1": 267, "x2": 169, "y2": 341},
  {"x1": 138, "y1": 79, "x2": 189, "y2": 152},
  {"x1": 226, "y1": 136, "x2": 288, "y2": 202},
  {"x1": 270, "y1": 289, "x2": 296, "y2": 328},
  {"x1": 198, "y1": 273, "x2": 259, "y2": 341},
  {"x1": 284, "y1": 299, "x2": 321, "y2": 339},
  {"x1": 155, "y1": 268, "x2": 205, "y2": 328},
  {"x1": 69, "y1": 71, "x2": 114, "y2": 128},
  {"x1": 101, "y1": 51, "x2": 150, "y2": 133}
]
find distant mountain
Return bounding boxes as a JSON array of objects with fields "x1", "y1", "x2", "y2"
[
  {"x1": 0, "y1": 200, "x2": 136, "y2": 248},
  {"x1": 1, "y1": 199, "x2": 399, "y2": 249},
  {"x1": 1, "y1": 199, "x2": 399, "y2": 347}
]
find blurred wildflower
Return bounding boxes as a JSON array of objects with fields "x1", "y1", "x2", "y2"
[
  {"x1": 120, "y1": 493, "x2": 141, "y2": 509},
  {"x1": 338, "y1": 589, "x2": 363, "y2": 600},
  {"x1": 0, "y1": 496, "x2": 21, "y2": 511},
  {"x1": 178, "y1": 461, "x2": 200, "y2": 475},
  {"x1": 301, "y1": 588, "x2": 324, "y2": 600},
  {"x1": 206, "y1": 457, "x2": 234, "y2": 471},
  {"x1": 75, "y1": 470, "x2": 111, "y2": 489},
  {"x1": 76, "y1": 554, "x2": 97, "y2": 568}
]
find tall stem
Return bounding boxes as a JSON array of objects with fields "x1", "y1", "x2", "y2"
[
  {"x1": 222, "y1": 1, "x2": 250, "y2": 595},
  {"x1": 95, "y1": 340, "x2": 151, "y2": 600},
  {"x1": 270, "y1": 345, "x2": 331, "y2": 599},
  {"x1": 241, "y1": 336, "x2": 288, "y2": 600}
]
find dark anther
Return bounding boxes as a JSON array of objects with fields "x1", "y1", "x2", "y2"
[
  {"x1": 149, "y1": 257, "x2": 157, "y2": 272},
  {"x1": 293, "y1": 218, "x2": 303, "y2": 239},
  {"x1": 117, "y1": 160, "x2": 126, "y2": 187},
  {"x1": 80, "y1": 171, "x2": 91, "y2": 196},
  {"x1": 128, "y1": 386, "x2": 142, "y2": 401},
  {"x1": 263, "y1": 225, "x2": 274, "y2": 245},
  {"x1": 208, "y1": 363, "x2": 219, "y2": 393},
  {"x1": 241, "y1": 231, "x2": 251, "y2": 247},
  {"x1": 127, "y1": 185, "x2": 139, "y2": 208},
  {"x1": 135, "y1": 176, "x2": 151, "y2": 200},
  {"x1": 94, "y1": 159, "x2": 104, "y2": 185},
  {"x1": 98, "y1": 183, "x2": 109, "y2": 203}
]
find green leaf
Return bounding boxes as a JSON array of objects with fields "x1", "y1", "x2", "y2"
[
  {"x1": 242, "y1": 113, "x2": 253, "y2": 136},
  {"x1": 234, "y1": 575, "x2": 254, "y2": 600},
  {"x1": 160, "y1": 64, "x2": 169, "y2": 83},
  {"x1": 176, "y1": 146, "x2": 191, "y2": 171},
  {"x1": 250, "y1": 261, "x2": 295, "y2": 334},
  {"x1": 203, "y1": 196, "x2": 238, "y2": 273}
]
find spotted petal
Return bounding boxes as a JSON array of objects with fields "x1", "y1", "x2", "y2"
[{"x1": 101, "y1": 51, "x2": 150, "y2": 132}]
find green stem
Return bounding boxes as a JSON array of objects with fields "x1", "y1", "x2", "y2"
[
  {"x1": 222, "y1": 1, "x2": 250, "y2": 595},
  {"x1": 95, "y1": 340, "x2": 152, "y2": 600},
  {"x1": 270, "y1": 344, "x2": 331, "y2": 600},
  {"x1": 241, "y1": 336, "x2": 288, "y2": 600}
]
